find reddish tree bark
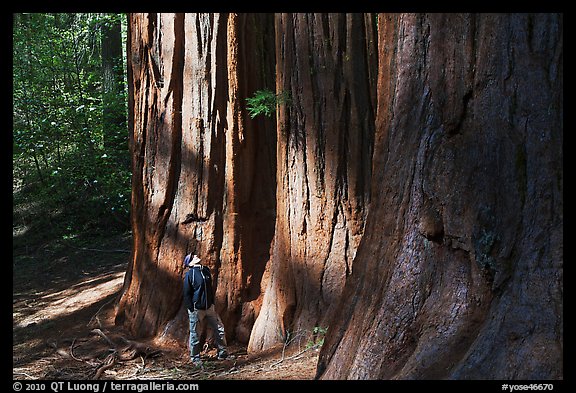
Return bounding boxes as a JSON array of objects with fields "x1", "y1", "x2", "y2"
[
  {"x1": 218, "y1": 13, "x2": 277, "y2": 344},
  {"x1": 116, "y1": 14, "x2": 562, "y2": 380},
  {"x1": 248, "y1": 13, "x2": 377, "y2": 352},
  {"x1": 316, "y1": 13, "x2": 563, "y2": 380},
  {"x1": 115, "y1": 13, "x2": 276, "y2": 344}
]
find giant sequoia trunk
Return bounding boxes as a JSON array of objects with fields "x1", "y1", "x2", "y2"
[
  {"x1": 317, "y1": 13, "x2": 563, "y2": 379},
  {"x1": 248, "y1": 13, "x2": 377, "y2": 352},
  {"x1": 116, "y1": 12, "x2": 378, "y2": 350},
  {"x1": 115, "y1": 13, "x2": 276, "y2": 343},
  {"x1": 116, "y1": 13, "x2": 562, "y2": 379}
]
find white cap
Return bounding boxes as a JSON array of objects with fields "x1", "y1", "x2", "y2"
[{"x1": 191, "y1": 255, "x2": 201, "y2": 265}]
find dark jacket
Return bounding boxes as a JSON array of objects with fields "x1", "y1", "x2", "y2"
[{"x1": 183, "y1": 264, "x2": 214, "y2": 311}]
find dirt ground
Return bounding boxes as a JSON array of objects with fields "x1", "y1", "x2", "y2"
[{"x1": 12, "y1": 234, "x2": 320, "y2": 381}]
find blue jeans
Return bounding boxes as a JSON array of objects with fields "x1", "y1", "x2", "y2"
[{"x1": 187, "y1": 305, "x2": 227, "y2": 360}]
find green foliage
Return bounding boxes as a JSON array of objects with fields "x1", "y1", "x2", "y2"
[
  {"x1": 246, "y1": 89, "x2": 291, "y2": 118},
  {"x1": 13, "y1": 13, "x2": 130, "y2": 237},
  {"x1": 313, "y1": 326, "x2": 328, "y2": 336},
  {"x1": 306, "y1": 326, "x2": 328, "y2": 349}
]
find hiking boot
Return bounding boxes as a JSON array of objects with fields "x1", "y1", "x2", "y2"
[{"x1": 217, "y1": 350, "x2": 228, "y2": 360}]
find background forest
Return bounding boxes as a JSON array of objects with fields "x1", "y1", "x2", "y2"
[{"x1": 13, "y1": 13, "x2": 130, "y2": 245}]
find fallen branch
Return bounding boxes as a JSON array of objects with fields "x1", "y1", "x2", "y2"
[
  {"x1": 87, "y1": 299, "x2": 115, "y2": 328},
  {"x1": 57, "y1": 338, "x2": 99, "y2": 365},
  {"x1": 94, "y1": 352, "x2": 117, "y2": 379},
  {"x1": 90, "y1": 328, "x2": 117, "y2": 349},
  {"x1": 269, "y1": 342, "x2": 320, "y2": 370},
  {"x1": 70, "y1": 338, "x2": 83, "y2": 362},
  {"x1": 269, "y1": 330, "x2": 308, "y2": 369},
  {"x1": 13, "y1": 371, "x2": 36, "y2": 379}
]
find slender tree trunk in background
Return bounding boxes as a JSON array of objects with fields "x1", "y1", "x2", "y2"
[
  {"x1": 19, "y1": 13, "x2": 45, "y2": 185},
  {"x1": 316, "y1": 13, "x2": 563, "y2": 380},
  {"x1": 248, "y1": 13, "x2": 377, "y2": 352},
  {"x1": 101, "y1": 14, "x2": 127, "y2": 160},
  {"x1": 115, "y1": 13, "x2": 276, "y2": 344}
]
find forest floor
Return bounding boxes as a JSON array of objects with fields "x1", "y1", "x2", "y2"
[{"x1": 13, "y1": 227, "x2": 320, "y2": 381}]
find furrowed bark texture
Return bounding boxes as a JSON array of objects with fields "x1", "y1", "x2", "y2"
[
  {"x1": 317, "y1": 13, "x2": 563, "y2": 379},
  {"x1": 248, "y1": 13, "x2": 377, "y2": 352},
  {"x1": 219, "y1": 13, "x2": 277, "y2": 344},
  {"x1": 115, "y1": 13, "x2": 276, "y2": 344}
]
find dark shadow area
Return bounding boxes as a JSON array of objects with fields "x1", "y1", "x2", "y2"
[
  {"x1": 13, "y1": 290, "x2": 122, "y2": 370},
  {"x1": 13, "y1": 210, "x2": 132, "y2": 376},
  {"x1": 13, "y1": 234, "x2": 130, "y2": 298}
]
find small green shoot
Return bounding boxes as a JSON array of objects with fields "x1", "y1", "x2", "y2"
[{"x1": 246, "y1": 89, "x2": 291, "y2": 118}]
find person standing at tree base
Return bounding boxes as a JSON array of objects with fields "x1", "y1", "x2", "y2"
[{"x1": 182, "y1": 254, "x2": 228, "y2": 366}]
